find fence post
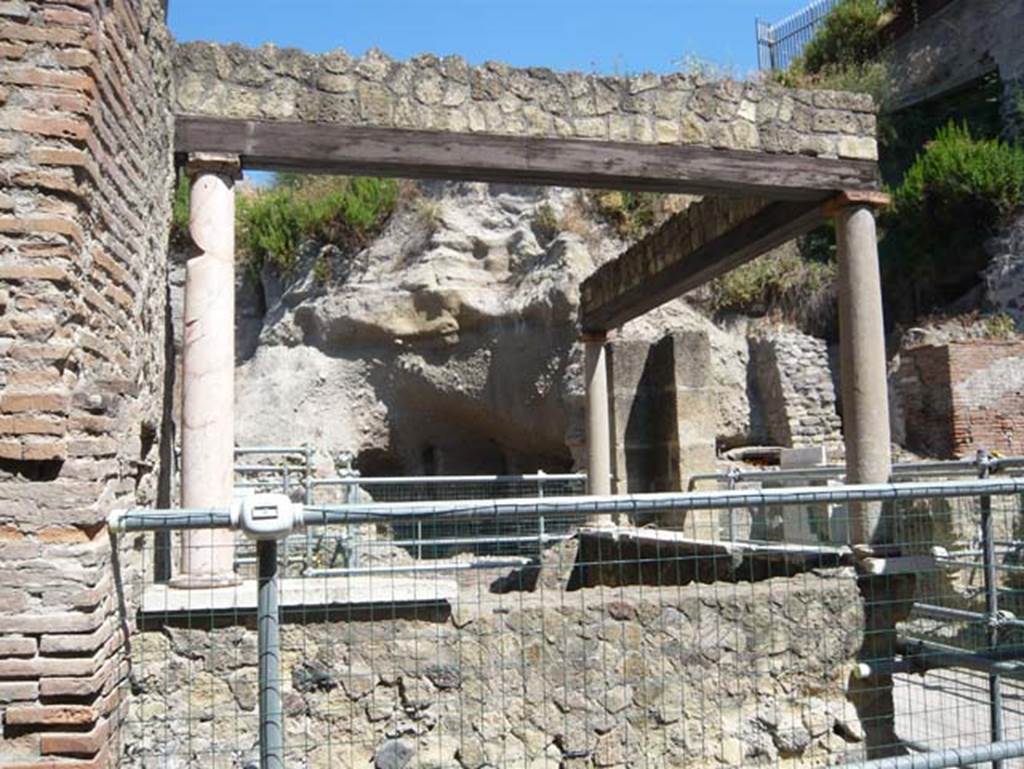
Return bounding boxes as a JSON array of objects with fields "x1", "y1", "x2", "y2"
[
  {"x1": 257, "y1": 538, "x2": 284, "y2": 769},
  {"x1": 304, "y1": 446, "x2": 314, "y2": 572},
  {"x1": 979, "y1": 449, "x2": 1004, "y2": 769}
]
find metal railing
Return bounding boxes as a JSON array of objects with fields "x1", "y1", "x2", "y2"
[
  {"x1": 688, "y1": 455, "x2": 1024, "y2": 490},
  {"x1": 119, "y1": 475, "x2": 1024, "y2": 769},
  {"x1": 230, "y1": 448, "x2": 587, "y2": 576},
  {"x1": 756, "y1": 0, "x2": 843, "y2": 71}
]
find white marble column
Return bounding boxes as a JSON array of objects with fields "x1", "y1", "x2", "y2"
[
  {"x1": 174, "y1": 153, "x2": 240, "y2": 587},
  {"x1": 835, "y1": 201, "x2": 892, "y2": 544},
  {"x1": 583, "y1": 332, "x2": 614, "y2": 525}
]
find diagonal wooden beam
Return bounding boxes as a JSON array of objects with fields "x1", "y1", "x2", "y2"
[
  {"x1": 579, "y1": 197, "x2": 828, "y2": 332},
  {"x1": 175, "y1": 115, "x2": 880, "y2": 201}
]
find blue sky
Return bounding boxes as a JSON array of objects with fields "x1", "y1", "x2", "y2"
[{"x1": 169, "y1": 0, "x2": 809, "y2": 78}]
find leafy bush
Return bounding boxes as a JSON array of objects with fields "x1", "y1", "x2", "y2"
[
  {"x1": 882, "y1": 122, "x2": 1024, "y2": 317},
  {"x1": 892, "y1": 123, "x2": 1024, "y2": 220},
  {"x1": 170, "y1": 172, "x2": 191, "y2": 244},
  {"x1": 801, "y1": 0, "x2": 886, "y2": 74},
  {"x1": 532, "y1": 203, "x2": 560, "y2": 244},
  {"x1": 587, "y1": 190, "x2": 664, "y2": 240},
  {"x1": 238, "y1": 175, "x2": 399, "y2": 275},
  {"x1": 708, "y1": 247, "x2": 838, "y2": 336}
]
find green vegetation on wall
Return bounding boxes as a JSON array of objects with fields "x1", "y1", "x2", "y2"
[
  {"x1": 239, "y1": 175, "x2": 399, "y2": 276},
  {"x1": 169, "y1": 174, "x2": 399, "y2": 279},
  {"x1": 709, "y1": 242, "x2": 838, "y2": 337},
  {"x1": 587, "y1": 191, "x2": 662, "y2": 240},
  {"x1": 764, "y1": 0, "x2": 1019, "y2": 331},
  {"x1": 801, "y1": 0, "x2": 888, "y2": 74},
  {"x1": 882, "y1": 122, "x2": 1024, "y2": 318}
]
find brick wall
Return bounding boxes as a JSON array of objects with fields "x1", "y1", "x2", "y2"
[
  {"x1": 949, "y1": 341, "x2": 1024, "y2": 457},
  {"x1": 892, "y1": 345, "x2": 952, "y2": 458},
  {"x1": 894, "y1": 341, "x2": 1024, "y2": 458},
  {"x1": 0, "y1": 1, "x2": 173, "y2": 767}
]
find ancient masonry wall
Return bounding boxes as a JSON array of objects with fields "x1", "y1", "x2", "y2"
[
  {"x1": 125, "y1": 570, "x2": 867, "y2": 769},
  {"x1": 894, "y1": 341, "x2": 1024, "y2": 458},
  {"x1": 750, "y1": 329, "x2": 843, "y2": 455},
  {"x1": 173, "y1": 42, "x2": 879, "y2": 160},
  {"x1": 0, "y1": 1, "x2": 173, "y2": 766},
  {"x1": 885, "y1": 0, "x2": 1024, "y2": 138},
  {"x1": 607, "y1": 331, "x2": 716, "y2": 496}
]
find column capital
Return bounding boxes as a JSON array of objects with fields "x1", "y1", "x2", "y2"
[
  {"x1": 580, "y1": 329, "x2": 608, "y2": 344},
  {"x1": 186, "y1": 151, "x2": 242, "y2": 180},
  {"x1": 822, "y1": 189, "x2": 891, "y2": 217}
]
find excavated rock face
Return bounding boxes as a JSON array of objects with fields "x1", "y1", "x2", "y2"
[
  {"x1": 233, "y1": 183, "x2": 626, "y2": 474},
  {"x1": 170, "y1": 182, "x2": 765, "y2": 474}
]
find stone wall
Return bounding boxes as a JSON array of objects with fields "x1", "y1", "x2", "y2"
[
  {"x1": 124, "y1": 564, "x2": 866, "y2": 769},
  {"x1": 893, "y1": 341, "x2": 1024, "y2": 458},
  {"x1": 885, "y1": 0, "x2": 1024, "y2": 138},
  {"x1": 173, "y1": 43, "x2": 878, "y2": 160},
  {"x1": 607, "y1": 331, "x2": 715, "y2": 497},
  {"x1": 0, "y1": 1, "x2": 174, "y2": 766},
  {"x1": 750, "y1": 329, "x2": 843, "y2": 454},
  {"x1": 983, "y1": 211, "x2": 1024, "y2": 325}
]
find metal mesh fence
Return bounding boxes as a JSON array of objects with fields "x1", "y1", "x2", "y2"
[
  {"x1": 756, "y1": 0, "x2": 842, "y2": 71},
  {"x1": 119, "y1": 478, "x2": 1024, "y2": 769}
]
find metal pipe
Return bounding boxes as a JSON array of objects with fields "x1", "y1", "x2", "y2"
[
  {"x1": 235, "y1": 446, "x2": 308, "y2": 456},
  {"x1": 913, "y1": 603, "x2": 1024, "y2": 629},
  {"x1": 235, "y1": 465, "x2": 293, "y2": 474},
  {"x1": 115, "y1": 477, "x2": 1024, "y2": 531},
  {"x1": 687, "y1": 456, "x2": 1024, "y2": 490},
  {"x1": 111, "y1": 509, "x2": 233, "y2": 532},
  {"x1": 306, "y1": 557, "x2": 532, "y2": 578},
  {"x1": 309, "y1": 473, "x2": 586, "y2": 486},
  {"x1": 896, "y1": 638, "x2": 1024, "y2": 678},
  {"x1": 257, "y1": 539, "x2": 284, "y2": 769},
  {"x1": 300, "y1": 478, "x2": 1024, "y2": 525},
  {"x1": 826, "y1": 738, "x2": 1024, "y2": 769},
  {"x1": 362, "y1": 533, "x2": 571, "y2": 549}
]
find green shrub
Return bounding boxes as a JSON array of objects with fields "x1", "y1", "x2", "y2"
[
  {"x1": 588, "y1": 190, "x2": 662, "y2": 240},
  {"x1": 802, "y1": 0, "x2": 886, "y2": 74},
  {"x1": 170, "y1": 172, "x2": 191, "y2": 244},
  {"x1": 892, "y1": 123, "x2": 1024, "y2": 220},
  {"x1": 882, "y1": 122, "x2": 1024, "y2": 316},
  {"x1": 532, "y1": 203, "x2": 560, "y2": 244},
  {"x1": 238, "y1": 175, "x2": 399, "y2": 276},
  {"x1": 709, "y1": 247, "x2": 838, "y2": 336}
]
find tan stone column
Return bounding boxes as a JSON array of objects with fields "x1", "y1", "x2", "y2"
[
  {"x1": 835, "y1": 199, "x2": 892, "y2": 544},
  {"x1": 174, "y1": 153, "x2": 241, "y2": 587},
  {"x1": 583, "y1": 332, "x2": 614, "y2": 525},
  {"x1": 835, "y1": 197, "x2": 911, "y2": 761}
]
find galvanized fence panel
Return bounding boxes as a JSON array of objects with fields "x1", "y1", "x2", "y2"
[
  {"x1": 756, "y1": 0, "x2": 843, "y2": 71},
  {"x1": 119, "y1": 476, "x2": 1024, "y2": 769}
]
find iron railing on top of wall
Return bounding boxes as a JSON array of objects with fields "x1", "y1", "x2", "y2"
[{"x1": 756, "y1": 0, "x2": 843, "y2": 71}]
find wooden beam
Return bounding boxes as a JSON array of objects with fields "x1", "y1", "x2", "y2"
[
  {"x1": 175, "y1": 115, "x2": 880, "y2": 200},
  {"x1": 580, "y1": 198, "x2": 827, "y2": 331}
]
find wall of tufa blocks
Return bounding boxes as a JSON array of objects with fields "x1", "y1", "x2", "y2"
[{"x1": 173, "y1": 42, "x2": 879, "y2": 160}]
